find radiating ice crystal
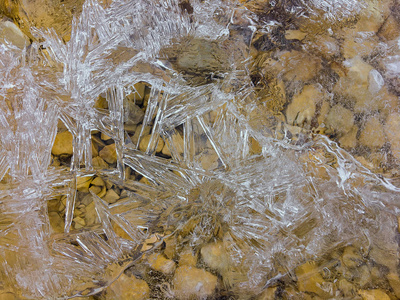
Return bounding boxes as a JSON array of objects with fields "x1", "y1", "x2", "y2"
[{"x1": 1, "y1": 0, "x2": 400, "y2": 298}]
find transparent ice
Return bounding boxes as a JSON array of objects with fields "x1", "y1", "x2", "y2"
[{"x1": 0, "y1": 0, "x2": 399, "y2": 298}]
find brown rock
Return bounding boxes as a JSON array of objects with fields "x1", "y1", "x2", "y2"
[
  {"x1": 92, "y1": 156, "x2": 109, "y2": 168},
  {"x1": 52, "y1": 131, "x2": 73, "y2": 156}
]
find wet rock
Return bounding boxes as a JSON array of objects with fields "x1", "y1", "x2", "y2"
[
  {"x1": 342, "y1": 246, "x2": 363, "y2": 268},
  {"x1": 384, "y1": 113, "x2": 400, "y2": 160},
  {"x1": 85, "y1": 202, "x2": 97, "y2": 226},
  {"x1": 100, "y1": 132, "x2": 112, "y2": 141},
  {"x1": 132, "y1": 124, "x2": 151, "y2": 145},
  {"x1": 76, "y1": 176, "x2": 93, "y2": 193},
  {"x1": 126, "y1": 82, "x2": 146, "y2": 103},
  {"x1": 285, "y1": 30, "x2": 307, "y2": 41},
  {"x1": 334, "y1": 57, "x2": 383, "y2": 113},
  {"x1": 378, "y1": 15, "x2": 400, "y2": 41},
  {"x1": 358, "y1": 289, "x2": 390, "y2": 300},
  {"x1": 139, "y1": 134, "x2": 164, "y2": 153},
  {"x1": 286, "y1": 85, "x2": 324, "y2": 126},
  {"x1": 278, "y1": 50, "x2": 322, "y2": 82},
  {"x1": 147, "y1": 253, "x2": 176, "y2": 275},
  {"x1": 179, "y1": 249, "x2": 197, "y2": 266},
  {"x1": 325, "y1": 105, "x2": 354, "y2": 136},
  {"x1": 0, "y1": 20, "x2": 29, "y2": 49},
  {"x1": 295, "y1": 261, "x2": 331, "y2": 298},
  {"x1": 52, "y1": 131, "x2": 73, "y2": 156},
  {"x1": 105, "y1": 274, "x2": 149, "y2": 300},
  {"x1": 339, "y1": 126, "x2": 358, "y2": 149},
  {"x1": 73, "y1": 216, "x2": 85, "y2": 229},
  {"x1": 49, "y1": 212, "x2": 64, "y2": 233},
  {"x1": 89, "y1": 185, "x2": 102, "y2": 195},
  {"x1": 387, "y1": 272, "x2": 400, "y2": 298},
  {"x1": 172, "y1": 266, "x2": 218, "y2": 300},
  {"x1": 200, "y1": 241, "x2": 229, "y2": 272},
  {"x1": 338, "y1": 278, "x2": 356, "y2": 298},
  {"x1": 92, "y1": 155, "x2": 108, "y2": 168},
  {"x1": 0, "y1": 292, "x2": 16, "y2": 300},
  {"x1": 341, "y1": 31, "x2": 379, "y2": 60},
  {"x1": 359, "y1": 117, "x2": 386, "y2": 149},
  {"x1": 91, "y1": 176, "x2": 105, "y2": 187},
  {"x1": 103, "y1": 189, "x2": 119, "y2": 204},
  {"x1": 257, "y1": 287, "x2": 277, "y2": 300},
  {"x1": 124, "y1": 101, "x2": 144, "y2": 125},
  {"x1": 99, "y1": 143, "x2": 117, "y2": 164}
]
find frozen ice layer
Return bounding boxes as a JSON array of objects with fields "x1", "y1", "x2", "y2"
[{"x1": 0, "y1": 0, "x2": 400, "y2": 299}]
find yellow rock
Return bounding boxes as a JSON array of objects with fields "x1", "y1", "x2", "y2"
[
  {"x1": 358, "y1": 289, "x2": 390, "y2": 300},
  {"x1": 285, "y1": 30, "x2": 307, "y2": 40},
  {"x1": 105, "y1": 274, "x2": 149, "y2": 300},
  {"x1": 325, "y1": 105, "x2": 354, "y2": 136},
  {"x1": 384, "y1": 113, "x2": 400, "y2": 160},
  {"x1": 342, "y1": 246, "x2": 362, "y2": 268},
  {"x1": 88, "y1": 185, "x2": 102, "y2": 195},
  {"x1": 139, "y1": 134, "x2": 164, "y2": 153},
  {"x1": 147, "y1": 253, "x2": 176, "y2": 275},
  {"x1": 278, "y1": 51, "x2": 322, "y2": 82},
  {"x1": 0, "y1": 293, "x2": 16, "y2": 300},
  {"x1": 378, "y1": 15, "x2": 400, "y2": 41},
  {"x1": 200, "y1": 241, "x2": 229, "y2": 272},
  {"x1": 92, "y1": 156, "x2": 109, "y2": 168},
  {"x1": 0, "y1": 21, "x2": 29, "y2": 49},
  {"x1": 103, "y1": 189, "x2": 119, "y2": 204},
  {"x1": 163, "y1": 132, "x2": 184, "y2": 157},
  {"x1": 295, "y1": 261, "x2": 330, "y2": 298},
  {"x1": 286, "y1": 85, "x2": 324, "y2": 126},
  {"x1": 257, "y1": 287, "x2": 277, "y2": 300},
  {"x1": 339, "y1": 126, "x2": 358, "y2": 150},
  {"x1": 172, "y1": 266, "x2": 218, "y2": 300},
  {"x1": 91, "y1": 176, "x2": 105, "y2": 187},
  {"x1": 387, "y1": 272, "x2": 400, "y2": 298},
  {"x1": 76, "y1": 176, "x2": 93, "y2": 193},
  {"x1": 52, "y1": 131, "x2": 73, "y2": 156},
  {"x1": 99, "y1": 143, "x2": 117, "y2": 164},
  {"x1": 179, "y1": 249, "x2": 197, "y2": 266},
  {"x1": 359, "y1": 117, "x2": 386, "y2": 149},
  {"x1": 126, "y1": 82, "x2": 146, "y2": 102}
]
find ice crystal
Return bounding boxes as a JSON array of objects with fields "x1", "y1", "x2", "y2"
[{"x1": 0, "y1": 0, "x2": 399, "y2": 298}]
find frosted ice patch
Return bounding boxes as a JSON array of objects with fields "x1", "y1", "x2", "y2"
[{"x1": 368, "y1": 69, "x2": 384, "y2": 94}]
